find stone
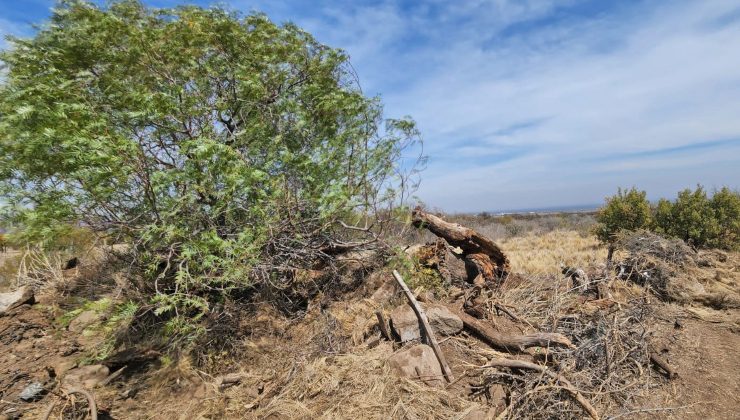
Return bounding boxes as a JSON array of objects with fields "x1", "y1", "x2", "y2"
[
  {"x1": 68, "y1": 310, "x2": 103, "y2": 333},
  {"x1": 53, "y1": 360, "x2": 78, "y2": 377},
  {"x1": 19, "y1": 382, "x2": 45, "y2": 401},
  {"x1": 490, "y1": 384, "x2": 507, "y2": 415},
  {"x1": 388, "y1": 344, "x2": 443, "y2": 386},
  {"x1": 0, "y1": 286, "x2": 34, "y2": 315},
  {"x1": 62, "y1": 364, "x2": 110, "y2": 389},
  {"x1": 390, "y1": 303, "x2": 463, "y2": 342}
]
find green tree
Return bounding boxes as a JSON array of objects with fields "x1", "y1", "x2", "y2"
[
  {"x1": 0, "y1": 1, "x2": 420, "y2": 317},
  {"x1": 653, "y1": 198, "x2": 674, "y2": 236},
  {"x1": 670, "y1": 186, "x2": 717, "y2": 248},
  {"x1": 595, "y1": 187, "x2": 653, "y2": 243},
  {"x1": 709, "y1": 187, "x2": 740, "y2": 250}
]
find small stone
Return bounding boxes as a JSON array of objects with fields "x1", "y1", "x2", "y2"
[
  {"x1": 19, "y1": 382, "x2": 45, "y2": 401},
  {"x1": 390, "y1": 303, "x2": 463, "y2": 342},
  {"x1": 62, "y1": 364, "x2": 110, "y2": 389},
  {"x1": 388, "y1": 344, "x2": 443, "y2": 386}
]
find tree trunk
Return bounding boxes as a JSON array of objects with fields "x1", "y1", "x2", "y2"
[{"x1": 411, "y1": 208, "x2": 510, "y2": 285}]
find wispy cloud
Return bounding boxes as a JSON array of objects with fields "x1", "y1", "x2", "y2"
[{"x1": 2, "y1": 0, "x2": 739, "y2": 211}]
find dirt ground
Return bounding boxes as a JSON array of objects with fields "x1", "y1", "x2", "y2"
[{"x1": 0, "y1": 230, "x2": 738, "y2": 419}]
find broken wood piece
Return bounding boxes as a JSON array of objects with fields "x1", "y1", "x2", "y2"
[
  {"x1": 483, "y1": 358, "x2": 599, "y2": 420},
  {"x1": 649, "y1": 350, "x2": 678, "y2": 379},
  {"x1": 97, "y1": 365, "x2": 127, "y2": 388},
  {"x1": 216, "y1": 372, "x2": 249, "y2": 390},
  {"x1": 392, "y1": 270, "x2": 453, "y2": 383},
  {"x1": 375, "y1": 310, "x2": 391, "y2": 341},
  {"x1": 411, "y1": 208, "x2": 510, "y2": 285},
  {"x1": 449, "y1": 305, "x2": 574, "y2": 352}
]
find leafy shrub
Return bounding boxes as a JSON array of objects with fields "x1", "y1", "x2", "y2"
[
  {"x1": 661, "y1": 186, "x2": 717, "y2": 248},
  {"x1": 0, "y1": 1, "x2": 419, "y2": 324},
  {"x1": 594, "y1": 187, "x2": 653, "y2": 243},
  {"x1": 709, "y1": 187, "x2": 740, "y2": 250},
  {"x1": 598, "y1": 186, "x2": 739, "y2": 251}
]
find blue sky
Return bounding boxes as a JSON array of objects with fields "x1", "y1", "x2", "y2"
[{"x1": 2, "y1": 0, "x2": 740, "y2": 212}]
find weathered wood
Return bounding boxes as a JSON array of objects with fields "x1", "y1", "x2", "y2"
[
  {"x1": 392, "y1": 270, "x2": 453, "y2": 383},
  {"x1": 449, "y1": 305, "x2": 574, "y2": 352},
  {"x1": 411, "y1": 208, "x2": 509, "y2": 285},
  {"x1": 375, "y1": 310, "x2": 391, "y2": 341},
  {"x1": 649, "y1": 350, "x2": 678, "y2": 379},
  {"x1": 483, "y1": 357, "x2": 599, "y2": 420}
]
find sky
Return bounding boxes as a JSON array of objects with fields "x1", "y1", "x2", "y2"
[{"x1": 1, "y1": 0, "x2": 740, "y2": 212}]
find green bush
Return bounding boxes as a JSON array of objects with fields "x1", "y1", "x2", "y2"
[
  {"x1": 598, "y1": 185, "x2": 739, "y2": 251},
  {"x1": 0, "y1": 1, "x2": 419, "y2": 322},
  {"x1": 709, "y1": 187, "x2": 740, "y2": 250},
  {"x1": 661, "y1": 186, "x2": 717, "y2": 248},
  {"x1": 595, "y1": 187, "x2": 653, "y2": 243}
]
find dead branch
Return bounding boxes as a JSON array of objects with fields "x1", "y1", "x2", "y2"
[
  {"x1": 411, "y1": 208, "x2": 509, "y2": 285},
  {"x1": 393, "y1": 270, "x2": 454, "y2": 383},
  {"x1": 482, "y1": 358, "x2": 599, "y2": 420},
  {"x1": 448, "y1": 305, "x2": 574, "y2": 352},
  {"x1": 42, "y1": 387, "x2": 99, "y2": 420},
  {"x1": 649, "y1": 350, "x2": 678, "y2": 379},
  {"x1": 215, "y1": 372, "x2": 249, "y2": 390},
  {"x1": 375, "y1": 310, "x2": 391, "y2": 341}
]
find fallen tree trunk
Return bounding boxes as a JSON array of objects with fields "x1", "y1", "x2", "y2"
[
  {"x1": 483, "y1": 358, "x2": 599, "y2": 420},
  {"x1": 448, "y1": 305, "x2": 574, "y2": 352},
  {"x1": 411, "y1": 208, "x2": 509, "y2": 285},
  {"x1": 393, "y1": 270, "x2": 454, "y2": 383}
]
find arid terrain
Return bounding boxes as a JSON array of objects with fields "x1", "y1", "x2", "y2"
[{"x1": 1, "y1": 212, "x2": 738, "y2": 419}]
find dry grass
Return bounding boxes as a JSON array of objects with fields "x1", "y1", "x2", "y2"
[{"x1": 500, "y1": 230, "x2": 607, "y2": 276}]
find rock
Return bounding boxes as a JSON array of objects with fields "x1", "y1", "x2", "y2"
[
  {"x1": 490, "y1": 384, "x2": 507, "y2": 415},
  {"x1": 62, "y1": 364, "x2": 110, "y2": 389},
  {"x1": 462, "y1": 408, "x2": 487, "y2": 420},
  {"x1": 370, "y1": 276, "x2": 398, "y2": 303},
  {"x1": 19, "y1": 382, "x2": 45, "y2": 401},
  {"x1": 53, "y1": 360, "x2": 78, "y2": 377},
  {"x1": 68, "y1": 310, "x2": 103, "y2": 333},
  {"x1": 390, "y1": 303, "x2": 463, "y2": 342},
  {"x1": 388, "y1": 344, "x2": 443, "y2": 386},
  {"x1": 0, "y1": 286, "x2": 34, "y2": 315}
]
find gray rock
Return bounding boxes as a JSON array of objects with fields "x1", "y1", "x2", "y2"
[
  {"x1": 68, "y1": 310, "x2": 103, "y2": 333},
  {"x1": 0, "y1": 286, "x2": 34, "y2": 315},
  {"x1": 19, "y1": 382, "x2": 44, "y2": 401},
  {"x1": 62, "y1": 364, "x2": 110, "y2": 389},
  {"x1": 388, "y1": 344, "x2": 443, "y2": 386},
  {"x1": 390, "y1": 303, "x2": 463, "y2": 342}
]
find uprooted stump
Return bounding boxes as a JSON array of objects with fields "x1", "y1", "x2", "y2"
[{"x1": 412, "y1": 208, "x2": 510, "y2": 286}]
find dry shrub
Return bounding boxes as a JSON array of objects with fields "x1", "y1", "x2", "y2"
[{"x1": 615, "y1": 230, "x2": 740, "y2": 308}]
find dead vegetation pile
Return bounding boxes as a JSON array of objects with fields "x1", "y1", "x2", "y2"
[
  {"x1": 1, "y1": 210, "x2": 738, "y2": 419},
  {"x1": 615, "y1": 230, "x2": 740, "y2": 308}
]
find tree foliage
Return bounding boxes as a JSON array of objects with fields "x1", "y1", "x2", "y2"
[
  {"x1": 594, "y1": 187, "x2": 653, "y2": 243},
  {"x1": 597, "y1": 186, "x2": 739, "y2": 250},
  {"x1": 0, "y1": 1, "x2": 421, "y2": 316}
]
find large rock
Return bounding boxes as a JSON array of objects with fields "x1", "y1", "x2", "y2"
[
  {"x1": 0, "y1": 286, "x2": 34, "y2": 315},
  {"x1": 388, "y1": 344, "x2": 443, "y2": 386},
  {"x1": 68, "y1": 310, "x2": 103, "y2": 333},
  {"x1": 62, "y1": 364, "x2": 110, "y2": 389},
  {"x1": 390, "y1": 303, "x2": 463, "y2": 342}
]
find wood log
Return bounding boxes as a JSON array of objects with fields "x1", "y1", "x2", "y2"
[
  {"x1": 393, "y1": 270, "x2": 453, "y2": 383},
  {"x1": 483, "y1": 358, "x2": 599, "y2": 420},
  {"x1": 411, "y1": 208, "x2": 509, "y2": 284},
  {"x1": 448, "y1": 305, "x2": 574, "y2": 352},
  {"x1": 649, "y1": 350, "x2": 678, "y2": 379}
]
